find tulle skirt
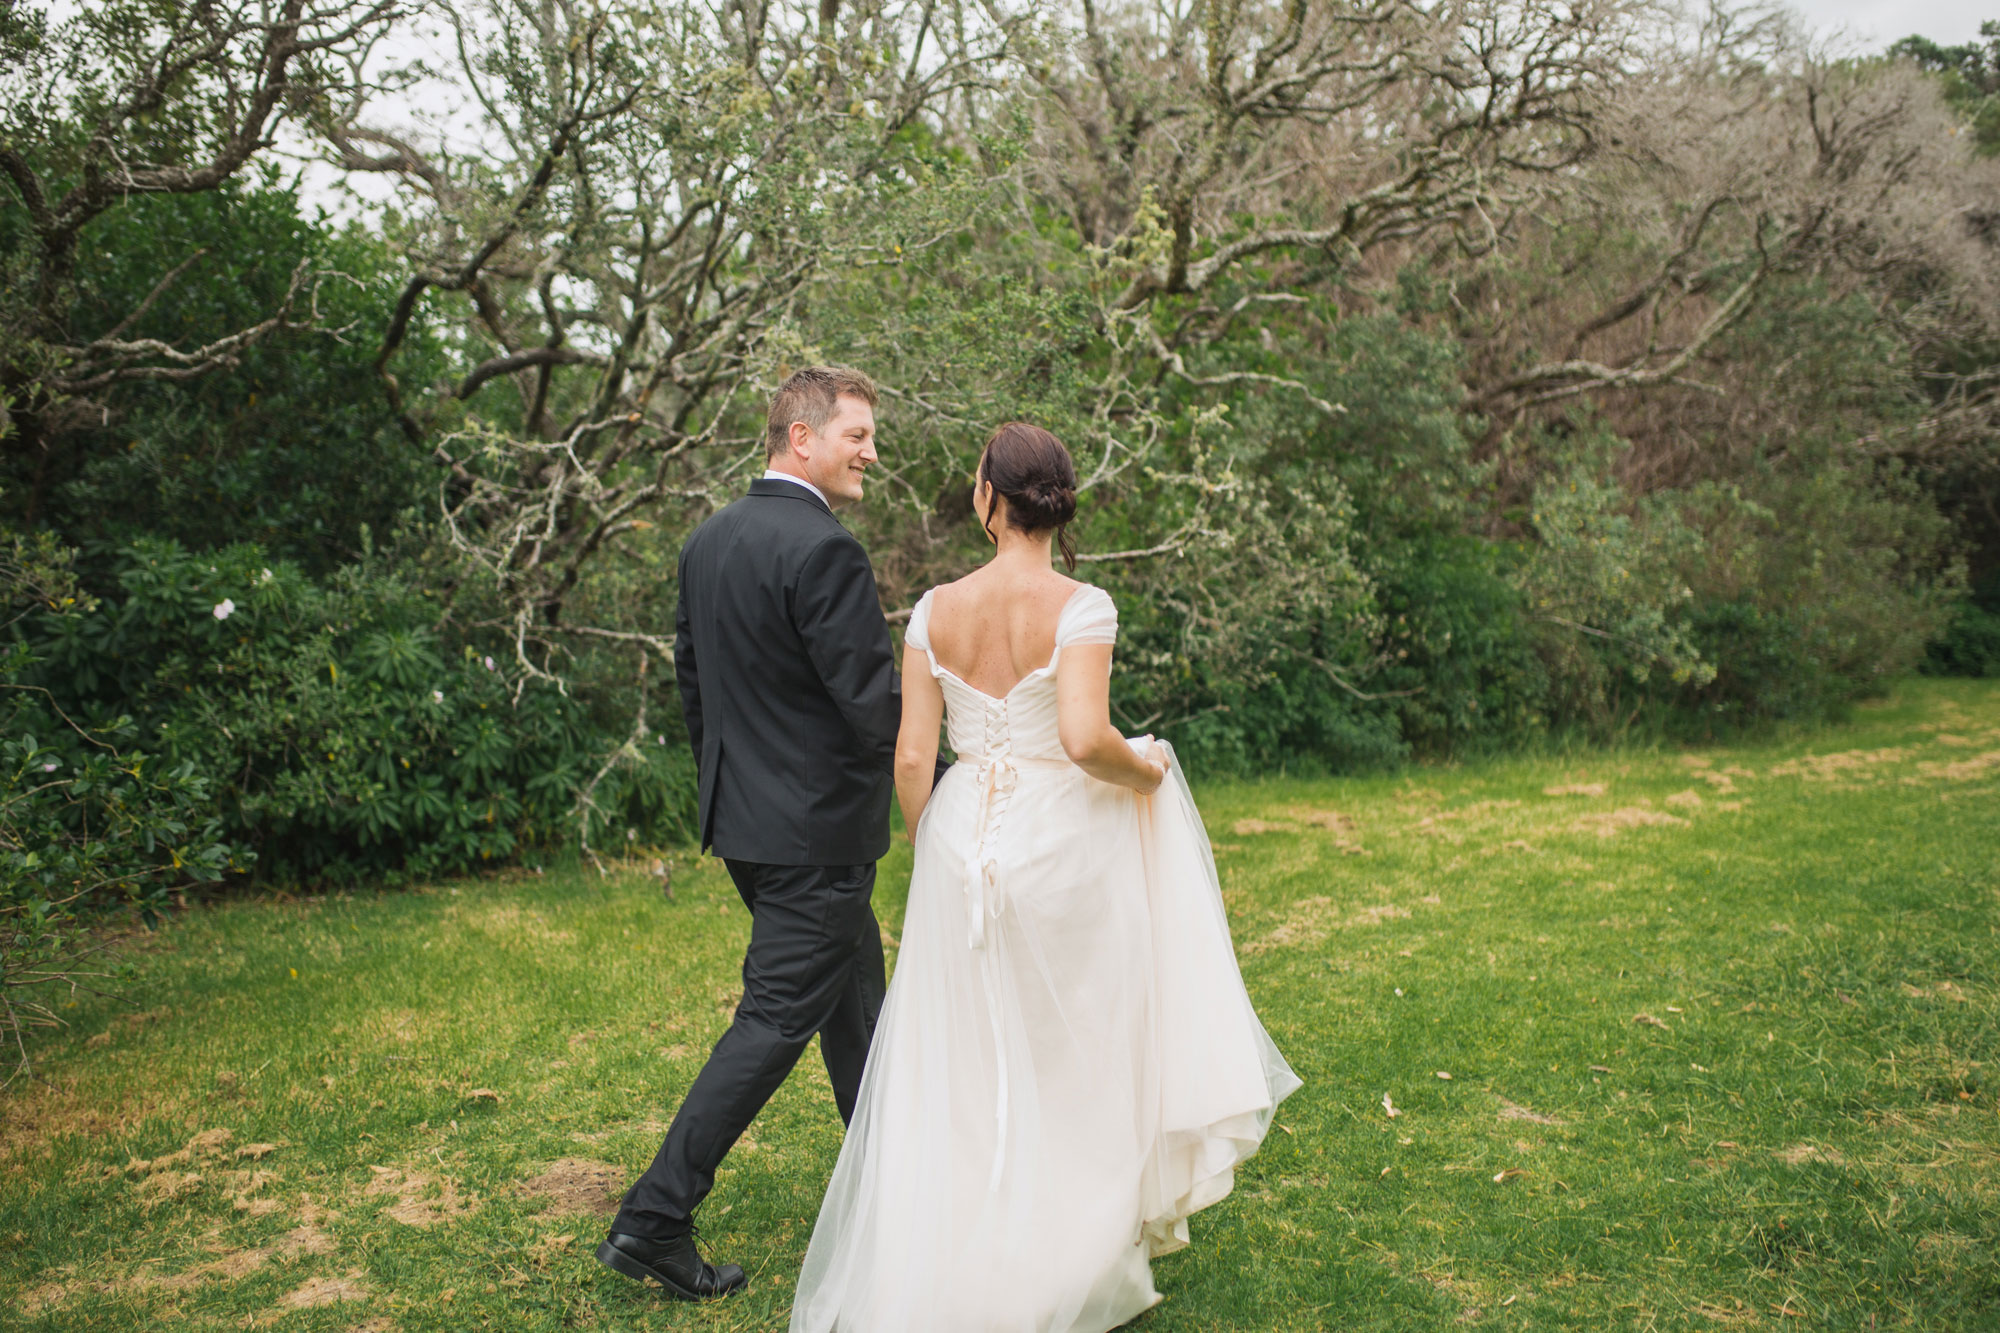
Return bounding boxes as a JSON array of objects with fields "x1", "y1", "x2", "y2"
[{"x1": 789, "y1": 743, "x2": 1301, "y2": 1333}]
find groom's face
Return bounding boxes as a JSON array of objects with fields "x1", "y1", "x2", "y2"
[{"x1": 795, "y1": 394, "x2": 878, "y2": 508}]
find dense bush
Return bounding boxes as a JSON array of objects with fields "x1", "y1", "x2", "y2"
[
  {"x1": 0, "y1": 175, "x2": 449, "y2": 576},
  {"x1": 8, "y1": 538, "x2": 697, "y2": 888},
  {"x1": 1924, "y1": 571, "x2": 2000, "y2": 677},
  {"x1": 0, "y1": 679, "x2": 242, "y2": 1065}
]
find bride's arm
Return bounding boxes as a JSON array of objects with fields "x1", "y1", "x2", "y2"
[
  {"x1": 1056, "y1": 644, "x2": 1166, "y2": 794},
  {"x1": 894, "y1": 643, "x2": 947, "y2": 839}
]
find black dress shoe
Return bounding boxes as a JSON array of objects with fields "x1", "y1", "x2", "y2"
[{"x1": 596, "y1": 1228, "x2": 747, "y2": 1300}]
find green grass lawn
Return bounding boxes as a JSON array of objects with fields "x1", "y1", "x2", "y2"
[{"x1": 4, "y1": 679, "x2": 1997, "y2": 1332}]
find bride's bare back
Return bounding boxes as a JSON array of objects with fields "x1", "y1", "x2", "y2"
[{"x1": 923, "y1": 567, "x2": 1082, "y2": 699}]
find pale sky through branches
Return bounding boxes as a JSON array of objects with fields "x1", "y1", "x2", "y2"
[
  {"x1": 28, "y1": 0, "x2": 1994, "y2": 221},
  {"x1": 1800, "y1": 0, "x2": 1991, "y2": 46}
]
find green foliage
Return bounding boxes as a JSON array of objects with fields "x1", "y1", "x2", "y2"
[
  {"x1": 1923, "y1": 569, "x2": 2000, "y2": 677},
  {"x1": 1513, "y1": 423, "x2": 1713, "y2": 729},
  {"x1": 0, "y1": 174, "x2": 445, "y2": 575},
  {"x1": 0, "y1": 662, "x2": 243, "y2": 1066},
  {"x1": 9, "y1": 538, "x2": 696, "y2": 889},
  {"x1": 1666, "y1": 465, "x2": 1960, "y2": 727},
  {"x1": 1364, "y1": 536, "x2": 1551, "y2": 755},
  {"x1": 1892, "y1": 21, "x2": 2000, "y2": 154}
]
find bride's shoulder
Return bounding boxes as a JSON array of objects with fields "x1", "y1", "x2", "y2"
[
  {"x1": 1057, "y1": 577, "x2": 1113, "y2": 610},
  {"x1": 1056, "y1": 580, "x2": 1118, "y2": 644}
]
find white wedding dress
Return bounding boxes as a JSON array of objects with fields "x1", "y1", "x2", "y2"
[{"x1": 789, "y1": 584, "x2": 1301, "y2": 1333}]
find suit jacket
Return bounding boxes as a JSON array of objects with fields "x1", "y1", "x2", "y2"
[{"x1": 675, "y1": 478, "x2": 904, "y2": 865}]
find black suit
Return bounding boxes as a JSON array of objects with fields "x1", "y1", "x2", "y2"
[
  {"x1": 614, "y1": 477, "x2": 906, "y2": 1237},
  {"x1": 677, "y1": 478, "x2": 901, "y2": 864}
]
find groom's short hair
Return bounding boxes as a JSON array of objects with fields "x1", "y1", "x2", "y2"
[{"x1": 766, "y1": 365, "x2": 878, "y2": 460}]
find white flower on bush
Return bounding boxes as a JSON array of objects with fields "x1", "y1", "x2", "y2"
[
  {"x1": 42, "y1": 761, "x2": 58, "y2": 772},
  {"x1": 432, "y1": 689, "x2": 445, "y2": 704},
  {"x1": 259, "y1": 568, "x2": 273, "y2": 584},
  {"x1": 213, "y1": 598, "x2": 236, "y2": 620},
  {"x1": 483, "y1": 655, "x2": 495, "y2": 671}
]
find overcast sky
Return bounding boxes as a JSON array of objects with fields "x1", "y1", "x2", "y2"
[{"x1": 1801, "y1": 0, "x2": 1992, "y2": 46}]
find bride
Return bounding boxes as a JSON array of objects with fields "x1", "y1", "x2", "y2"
[{"x1": 789, "y1": 423, "x2": 1300, "y2": 1333}]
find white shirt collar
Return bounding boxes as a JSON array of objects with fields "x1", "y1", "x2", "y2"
[{"x1": 762, "y1": 468, "x2": 829, "y2": 508}]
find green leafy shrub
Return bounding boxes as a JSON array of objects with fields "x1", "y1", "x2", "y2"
[
  {"x1": 1368, "y1": 536, "x2": 1551, "y2": 756},
  {"x1": 1665, "y1": 466, "x2": 1959, "y2": 726},
  {"x1": 0, "y1": 652, "x2": 243, "y2": 1068},
  {"x1": 1923, "y1": 570, "x2": 2000, "y2": 677},
  {"x1": 12, "y1": 538, "x2": 696, "y2": 888}
]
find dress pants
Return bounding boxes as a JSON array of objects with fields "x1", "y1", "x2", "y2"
[{"x1": 612, "y1": 858, "x2": 885, "y2": 1236}]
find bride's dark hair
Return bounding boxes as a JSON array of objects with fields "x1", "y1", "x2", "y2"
[{"x1": 979, "y1": 422, "x2": 1079, "y2": 570}]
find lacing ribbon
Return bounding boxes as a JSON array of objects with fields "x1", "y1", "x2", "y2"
[
  {"x1": 963, "y1": 746, "x2": 1020, "y2": 952},
  {"x1": 956, "y1": 728, "x2": 1079, "y2": 1192},
  {"x1": 960, "y1": 732, "x2": 1019, "y2": 1194}
]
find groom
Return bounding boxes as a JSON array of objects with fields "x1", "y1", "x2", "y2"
[{"x1": 598, "y1": 365, "x2": 916, "y2": 1301}]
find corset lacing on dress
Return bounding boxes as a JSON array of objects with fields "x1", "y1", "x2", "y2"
[{"x1": 957, "y1": 697, "x2": 1071, "y2": 1190}]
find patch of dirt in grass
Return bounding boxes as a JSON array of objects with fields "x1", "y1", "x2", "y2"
[
  {"x1": 279, "y1": 1198, "x2": 342, "y2": 1256},
  {"x1": 1690, "y1": 1296, "x2": 1759, "y2": 1323},
  {"x1": 276, "y1": 1273, "x2": 370, "y2": 1309},
  {"x1": 17, "y1": 1282, "x2": 76, "y2": 1315},
  {"x1": 1232, "y1": 818, "x2": 1298, "y2": 835},
  {"x1": 518, "y1": 1158, "x2": 624, "y2": 1217},
  {"x1": 1766, "y1": 747, "x2": 1911, "y2": 780},
  {"x1": 1413, "y1": 799, "x2": 1524, "y2": 843},
  {"x1": 458, "y1": 903, "x2": 576, "y2": 945},
  {"x1": 119, "y1": 1126, "x2": 258, "y2": 1208},
  {"x1": 1569, "y1": 805, "x2": 1689, "y2": 838},
  {"x1": 1351, "y1": 903, "x2": 1412, "y2": 926},
  {"x1": 1497, "y1": 1099, "x2": 1564, "y2": 1126},
  {"x1": 1666, "y1": 789, "x2": 1704, "y2": 809},
  {"x1": 126, "y1": 1126, "x2": 233, "y2": 1173},
  {"x1": 1909, "y1": 750, "x2": 2000, "y2": 782},
  {"x1": 134, "y1": 1169, "x2": 205, "y2": 1207},
  {"x1": 1916, "y1": 1232, "x2": 1982, "y2": 1271},
  {"x1": 1774, "y1": 1144, "x2": 1847, "y2": 1166},
  {"x1": 1269, "y1": 806, "x2": 1373, "y2": 854},
  {"x1": 23, "y1": 1202, "x2": 342, "y2": 1314},
  {"x1": 1900, "y1": 980, "x2": 1974, "y2": 1003},
  {"x1": 1242, "y1": 896, "x2": 1414, "y2": 955},
  {"x1": 219, "y1": 1167, "x2": 283, "y2": 1212},
  {"x1": 364, "y1": 1165, "x2": 476, "y2": 1228},
  {"x1": 1543, "y1": 782, "x2": 1608, "y2": 797},
  {"x1": 365, "y1": 1007, "x2": 429, "y2": 1046}
]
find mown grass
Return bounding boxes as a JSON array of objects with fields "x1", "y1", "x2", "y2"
[{"x1": 3, "y1": 678, "x2": 1997, "y2": 1332}]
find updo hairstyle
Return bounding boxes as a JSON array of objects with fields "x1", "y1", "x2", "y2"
[{"x1": 978, "y1": 422, "x2": 1079, "y2": 570}]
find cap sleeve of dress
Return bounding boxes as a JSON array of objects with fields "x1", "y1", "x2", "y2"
[
  {"x1": 904, "y1": 587, "x2": 937, "y2": 654},
  {"x1": 1055, "y1": 584, "x2": 1119, "y2": 648}
]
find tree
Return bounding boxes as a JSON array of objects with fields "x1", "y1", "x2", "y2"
[
  {"x1": 314, "y1": 0, "x2": 1018, "y2": 679},
  {"x1": 1891, "y1": 20, "x2": 2000, "y2": 154},
  {"x1": 0, "y1": 0, "x2": 405, "y2": 499}
]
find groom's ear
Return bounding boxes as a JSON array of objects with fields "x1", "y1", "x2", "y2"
[{"x1": 787, "y1": 418, "x2": 815, "y2": 459}]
